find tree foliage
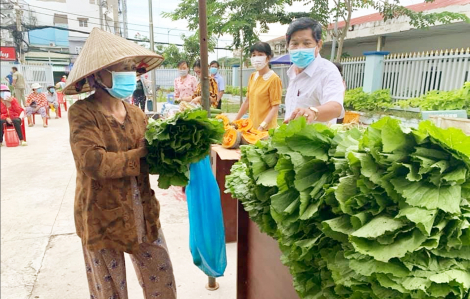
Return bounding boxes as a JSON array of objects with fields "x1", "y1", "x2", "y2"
[
  {"x1": 164, "y1": 0, "x2": 469, "y2": 61},
  {"x1": 134, "y1": 32, "x2": 216, "y2": 68}
]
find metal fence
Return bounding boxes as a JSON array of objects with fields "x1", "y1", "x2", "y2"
[
  {"x1": 340, "y1": 48, "x2": 470, "y2": 100},
  {"x1": 153, "y1": 66, "x2": 291, "y2": 90},
  {"x1": 1, "y1": 62, "x2": 54, "y2": 94},
  {"x1": 340, "y1": 57, "x2": 366, "y2": 90},
  {"x1": 383, "y1": 49, "x2": 470, "y2": 100}
]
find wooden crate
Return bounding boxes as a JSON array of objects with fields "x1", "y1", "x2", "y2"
[{"x1": 430, "y1": 116, "x2": 470, "y2": 135}]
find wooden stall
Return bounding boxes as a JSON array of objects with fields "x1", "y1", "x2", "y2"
[
  {"x1": 210, "y1": 145, "x2": 241, "y2": 243},
  {"x1": 237, "y1": 201, "x2": 300, "y2": 299}
]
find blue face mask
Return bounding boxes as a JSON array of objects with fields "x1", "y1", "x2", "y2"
[
  {"x1": 209, "y1": 67, "x2": 218, "y2": 75},
  {"x1": 49, "y1": 88, "x2": 55, "y2": 93},
  {"x1": 105, "y1": 70, "x2": 136, "y2": 99},
  {"x1": 36, "y1": 88, "x2": 43, "y2": 93},
  {"x1": 289, "y1": 47, "x2": 316, "y2": 69}
]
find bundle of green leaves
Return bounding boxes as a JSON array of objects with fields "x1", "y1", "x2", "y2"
[
  {"x1": 145, "y1": 109, "x2": 225, "y2": 189},
  {"x1": 344, "y1": 88, "x2": 394, "y2": 111},
  {"x1": 226, "y1": 116, "x2": 470, "y2": 299},
  {"x1": 397, "y1": 82, "x2": 470, "y2": 115}
]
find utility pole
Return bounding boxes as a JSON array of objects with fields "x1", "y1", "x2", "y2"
[
  {"x1": 330, "y1": 0, "x2": 340, "y2": 62},
  {"x1": 198, "y1": 0, "x2": 217, "y2": 286},
  {"x1": 122, "y1": 0, "x2": 128, "y2": 38},
  {"x1": 148, "y1": 0, "x2": 157, "y2": 110},
  {"x1": 15, "y1": 0, "x2": 24, "y2": 63},
  {"x1": 239, "y1": 35, "x2": 243, "y2": 106},
  {"x1": 99, "y1": 0, "x2": 104, "y2": 30},
  {"x1": 198, "y1": 0, "x2": 211, "y2": 116},
  {"x1": 112, "y1": 0, "x2": 120, "y2": 35}
]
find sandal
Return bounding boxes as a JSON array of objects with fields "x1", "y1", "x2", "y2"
[{"x1": 43, "y1": 124, "x2": 48, "y2": 128}]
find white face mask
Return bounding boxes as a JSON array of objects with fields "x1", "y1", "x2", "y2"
[
  {"x1": 1, "y1": 91, "x2": 11, "y2": 100},
  {"x1": 179, "y1": 69, "x2": 189, "y2": 77},
  {"x1": 251, "y1": 56, "x2": 268, "y2": 71}
]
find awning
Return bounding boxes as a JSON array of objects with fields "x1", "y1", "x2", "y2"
[{"x1": 270, "y1": 54, "x2": 292, "y2": 65}]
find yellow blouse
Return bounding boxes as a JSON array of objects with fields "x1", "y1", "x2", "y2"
[{"x1": 247, "y1": 70, "x2": 282, "y2": 130}]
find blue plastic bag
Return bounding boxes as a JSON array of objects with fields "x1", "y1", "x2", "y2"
[{"x1": 186, "y1": 155, "x2": 227, "y2": 277}]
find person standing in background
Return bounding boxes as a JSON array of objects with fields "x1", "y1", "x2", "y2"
[
  {"x1": 11, "y1": 67, "x2": 26, "y2": 107},
  {"x1": 5, "y1": 72, "x2": 13, "y2": 87},
  {"x1": 132, "y1": 72, "x2": 148, "y2": 112},
  {"x1": 209, "y1": 60, "x2": 225, "y2": 109},
  {"x1": 174, "y1": 60, "x2": 198, "y2": 102},
  {"x1": 181, "y1": 59, "x2": 218, "y2": 107}
]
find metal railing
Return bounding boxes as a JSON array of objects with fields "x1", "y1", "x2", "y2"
[
  {"x1": 1, "y1": 62, "x2": 54, "y2": 94},
  {"x1": 383, "y1": 48, "x2": 470, "y2": 100},
  {"x1": 340, "y1": 57, "x2": 366, "y2": 90},
  {"x1": 153, "y1": 66, "x2": 291, "y2": 90}
]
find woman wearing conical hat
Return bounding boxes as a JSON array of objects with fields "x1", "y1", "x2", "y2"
[{"x1": 64, "y1": 28, "x2": 176, "y2": 299}]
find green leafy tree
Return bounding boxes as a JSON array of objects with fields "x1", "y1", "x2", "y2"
[
  {"x1": 181, "y1": 33, "x2": 217, "y2": 66},
  {"x1": 323, "y1": 0, "x2": 470, "y2": 61},
  {"x1": 164, "y1": 0, "x2": 469, "y2": 61},
  {"x1": 162, "y1": 0, "x2": 306, "y2": 58},
  {"x1": 134, "y1": 33, "x2": 216, "y2": 68},
  {"x1": 218, "y1": 56, "x2": 241, "y2": 67}
]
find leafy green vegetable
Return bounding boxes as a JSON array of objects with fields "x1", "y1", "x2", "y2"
[
  {"x1": 145, "y1": 109, "x2": 224, "y2": 189},
  {"x1": 397, "y1": 82, "x2": 470, "y2": 115},
  {"x1": 226, "y1": 116, "x2": 470, "y2": 299}
]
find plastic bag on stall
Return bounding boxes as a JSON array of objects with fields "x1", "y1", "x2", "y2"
[
  {"x1": 160, "y1": 103, "x2": 180, "y2": 117},
  {"x1": 186, "y1": 156, "x2": 227, "y2": 277}
]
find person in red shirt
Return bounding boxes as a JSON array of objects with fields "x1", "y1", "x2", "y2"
[
  {"x1": 0, "y1": 84, "x2": 27, "y2": 146},
  {"x1": 25, "y1": 83, "x2": 48, "y2": 128}
]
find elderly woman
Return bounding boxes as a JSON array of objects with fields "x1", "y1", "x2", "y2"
[
  {"x1": 25, "y1": 83, "x2": 48, "y2": 127},
  {"x1": 46, "y1": 85, "x2": 60, "y2": 119},
  {"x1": 63, "y1": 28, "x2": 176, "y2": 299},
  {"x1": 0, "y1": 84, "x2": 27, "y2": 146}
]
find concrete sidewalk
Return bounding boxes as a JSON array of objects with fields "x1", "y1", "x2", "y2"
[{"x1": 1, "y1": 109, "x2": 236, "y2": 299}]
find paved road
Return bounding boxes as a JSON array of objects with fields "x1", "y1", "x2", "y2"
[{"x1": 1, "y1": 106, "x2": 236, "y2": 299}]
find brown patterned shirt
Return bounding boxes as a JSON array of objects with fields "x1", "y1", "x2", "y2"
[
  {"x1": 192, "y1": 77, "x2": 219, "y2": 108},
  {"x1": 68, "y1": 95, "x2": 160, "y2": 253}
]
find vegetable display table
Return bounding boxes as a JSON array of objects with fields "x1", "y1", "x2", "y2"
[
  {"x1": 210, "y1": 145, "x2": 241, "y2": 243},
  {"x1": 237, "y1": 201, "x2": 300, "y2": 299},
  {"x1": 210, "y1": 145, "x2": 300, "y2": 297}
]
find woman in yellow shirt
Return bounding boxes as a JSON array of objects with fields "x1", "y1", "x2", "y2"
[{"x1": 234, "y1": 42, "x2": 282, "y2": 130}]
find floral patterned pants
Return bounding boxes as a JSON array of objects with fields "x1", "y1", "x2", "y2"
[{"x1": 82, "y1": 230, "x2": 177, "y2": 299}]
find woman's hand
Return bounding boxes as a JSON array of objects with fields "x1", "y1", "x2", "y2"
[
  {"x1": 6, "y1": 117, "x2": 12, "y2": 124},
  {"x1": 257, "y1": 126, "x2": 265, "y2": 131},
  {"x1": 191, "y1": 96, "x2": 201, "y2": 105},
  {"x1": 137, "y1": 138, "x2": 148, "y2": 157}
]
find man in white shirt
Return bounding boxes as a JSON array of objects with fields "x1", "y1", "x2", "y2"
[{"x1": 284, "y1": 18, "x2": 344, "y2": 124}]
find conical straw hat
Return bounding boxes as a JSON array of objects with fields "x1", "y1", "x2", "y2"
[{"x1": 63, "y1": 28, "x2": 164, "y2": 95}]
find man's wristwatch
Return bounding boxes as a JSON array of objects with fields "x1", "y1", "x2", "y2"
[{"x1": 309, "y1": 107, "x2": 319, "y2": 121}]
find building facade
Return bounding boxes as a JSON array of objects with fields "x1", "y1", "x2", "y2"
[{"x1": 324, "y1": 0, "x2": 470, "y2": 58}]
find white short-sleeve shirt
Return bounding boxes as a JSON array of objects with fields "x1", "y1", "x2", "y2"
[{"x1": 285, "y1": 54, "x2": 345, "y2": 124}]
